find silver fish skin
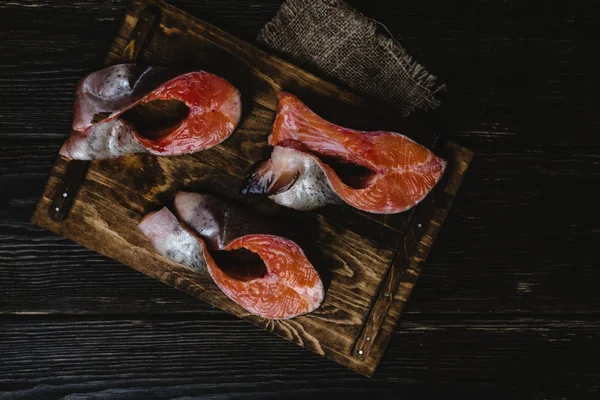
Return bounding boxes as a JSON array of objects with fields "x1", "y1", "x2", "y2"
[
  {"x1": 138, "y1": 207, "x2": 209, "y2": 275},
  {"x1": 59, "y1": 119, "x2": 146, "y2": 160},
  {"x1": 60, "y1": 64, "x2": 173, "y2": 160},
  {"x1": 173, "y1": 191, "x2": 270, "y2": 250},
  {"x1": 241, "y1": 146, "x2": 341, "y2": 211},
  {"x1": 62, "y1": 64, "x2": 242, "y2": 161},
  {"x1": 73, "y1": 64, "x2": 175, "y2": 131},
  {"x1": 139, "y1": 194, "x2": 326, "y2": 320}
]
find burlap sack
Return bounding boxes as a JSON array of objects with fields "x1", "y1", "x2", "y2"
[{"x1": 258, "y1": 0, "x2": 444, "y2": 116}]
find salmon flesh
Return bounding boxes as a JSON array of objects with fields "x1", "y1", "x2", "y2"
[
  {"x1": 139, "y1": 192, "x2": 325, "y2": 319},
  {"x1": 60, "y1": 64, "x2": 241, "y2": 160},
  {"x1": 242, "y1": 92, "x2": 446, "y2": 214}
]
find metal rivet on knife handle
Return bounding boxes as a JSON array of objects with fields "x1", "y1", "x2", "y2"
[
  {"x1": 49, "y1": 160, "x2": 90, "y2": 222},
  {"x1": 48, "y1": 7, "x2": 160, "y2": 222},
  {"x1": 122, "y1": 7, "x2": 159, "y2": 62}
]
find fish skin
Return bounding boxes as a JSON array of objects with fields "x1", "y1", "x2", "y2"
[
  {"x1": 138, "y1": 207, "x2": 211, "y2": 276},
  {"x1": 72, "y1": 64, "x2": 177, "y2": 131},
  {"x1": 242, "y1": 92, "x2": 447, "y2": 214},
  {"x1": 140, "y1": 192, "x2": 325, "y2": 319},
  {"x1": 241, "y1": 158, "x2": 299, "y2": 196},
  {"x1": 61, "y1": 64, "x2": 242, "y2": 160},
  {"x1": 58, "y1": 119, "x2": 146, "y2": 160},
  {"x1": 173, "y1": 191, "x2": 269, "y2": 250},
  {"x1": 242, "y1": 146, "x2": 341, "y2": 211}
]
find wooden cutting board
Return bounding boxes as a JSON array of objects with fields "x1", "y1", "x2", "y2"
[{"x1": 31, "y1": 0, "x2": 472, "y2": 377}]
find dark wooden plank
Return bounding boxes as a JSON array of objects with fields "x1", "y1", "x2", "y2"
[
  {"x1": 2, "y1": 145, "x2": 598, "y2": 316},
  {"x1": 353, "y1": 0, "x2": 600, "y2": 148},
  {"x1": 2, "y1": 1, "x2": 600, "y2": 147},
  {"x1": 2, "y1": 0, "x2": 600, "y2": 395},
  {"x1": 0, "y1": 317, "x2": 598, "y2": 399}
]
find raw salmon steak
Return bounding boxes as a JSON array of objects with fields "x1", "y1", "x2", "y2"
[
  {"x1": 59, "y1": 64, "x2": 242, "y2": 160},
  {"x1": 139, "y1": 192, "x2": 325, "y2": 319},
  {"x1": 242, "y1": 92, "x2": 446, "y2": 214}
]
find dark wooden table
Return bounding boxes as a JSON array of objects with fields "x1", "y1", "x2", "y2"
[{"x1": 1, "y1": 0, "x2": 598, "y2": 398}]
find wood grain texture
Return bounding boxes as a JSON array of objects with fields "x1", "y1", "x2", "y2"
[
  {"x1": 1, "y1": 317, "x2": 598, "y2": 399},
  {"x1": 27, "y1": 0, "x2": 471, "y2": 376},
  {"x1": 3, "y1": 146, "x2": 598, "y2": 317},
  {"x1": 2, "y1": 0, "x2": 599, "y2": 396}
]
